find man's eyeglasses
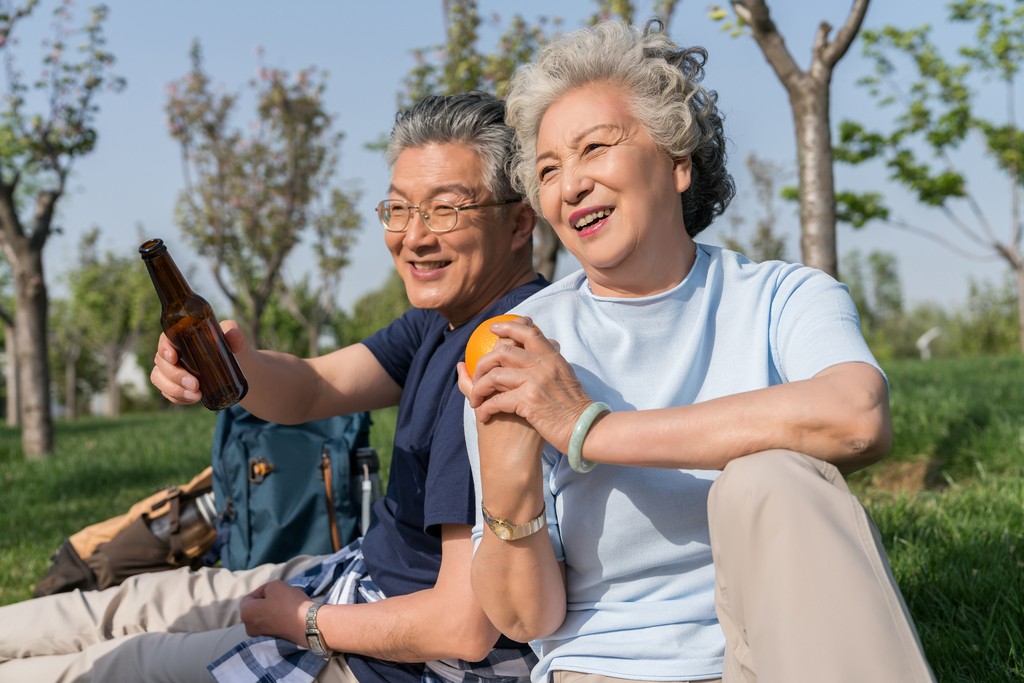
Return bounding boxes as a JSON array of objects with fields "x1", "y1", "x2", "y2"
[{"x1": 377, "y1": 198, "x2": 521, "y2": 234}]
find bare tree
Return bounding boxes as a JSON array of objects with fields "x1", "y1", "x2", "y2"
[{"x1": 721, "y1": 153, "x2": 789, "y2": 262}]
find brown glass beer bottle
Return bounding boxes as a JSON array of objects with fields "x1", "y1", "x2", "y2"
[{"x1": 139, "y1": 238, "x2": 248, "y2": 410}]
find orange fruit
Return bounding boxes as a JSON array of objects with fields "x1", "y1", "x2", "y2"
[{"x1": 465, "y1": 314, "x2": 541, "y2": 377}]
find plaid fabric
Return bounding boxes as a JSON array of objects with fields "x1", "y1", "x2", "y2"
[{"x1": 208, "y1": 539, "x2": 537, "y2": 683}]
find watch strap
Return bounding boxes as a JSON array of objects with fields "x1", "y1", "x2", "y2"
[
  {"x1": 481, "y1": 503, "x2": 545, "y2": 541},
  {"x1": 305, "y1": 602, "x2": 332, "y2": 658}
]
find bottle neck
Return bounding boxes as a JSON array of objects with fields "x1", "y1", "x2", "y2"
[{"x1": 144, "y1": 251, "x2": 195, "y2": 308}]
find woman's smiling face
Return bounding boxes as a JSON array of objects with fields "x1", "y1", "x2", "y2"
[{"x1": 535, "y1": 82, "x2": 695, "y2": 297}]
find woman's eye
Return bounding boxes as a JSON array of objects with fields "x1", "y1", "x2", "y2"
[
  {"x1": 583, "y1": 142, "x2": 604, "y2": 154},
  {"x1": 539, "y1": 166, "x2": 556, "y2": 181}
]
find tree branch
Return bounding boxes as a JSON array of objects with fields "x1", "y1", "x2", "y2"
[
  {"x1": 886, "y1": 218, "x2": 998, "y2": 262},
  {"x1": 820, "y1": 0, "x2": 870, "y2": 69},
  {"x1": 731, "y1": 0, "x2": 804, "y2": 91},
  {"x1": 29, "y1": 174, "x2": 64, "y2": 252},
  {"x1": 939, "y1": 204, "x2": 997, "y2": 252},
  {"x1": 209, "y1": 263, "x2": 241, "y2": 312}
]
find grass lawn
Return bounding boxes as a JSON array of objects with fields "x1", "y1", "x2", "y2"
[{"x1": 1, "y1": 356, "x2": 1022, "y2": 681}]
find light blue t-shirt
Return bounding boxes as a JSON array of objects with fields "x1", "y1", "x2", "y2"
[{"x1": 465, "y1": 244, "x2": 882, "y2": 683}]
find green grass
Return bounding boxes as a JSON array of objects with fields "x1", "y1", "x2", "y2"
[
  {"x1": 0, "y1": 406, "x2": 398, "y2": 606},
  {"x1": 0, "y1": 358, "x2": 1021, "y2": 680},
  {"x1": 848, "y1": 354, "x2": 1024, "y2": 681}
]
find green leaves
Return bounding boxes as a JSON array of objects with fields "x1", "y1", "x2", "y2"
[
  {"x1": 400, "y1": 1, "x2": 557, "y2": 106},
  {"x1": 166, "y1": 42, "x2": 360, "y2": 349},
  {"x1": 836, "y1": 191, "x2": 891, "y2": 227},
  {"x1": 0, "y1": 1, "x2": 122, "y2": 177},
  {"x1": 706, "y1": 3, "x2": 749, "y2": 37}
]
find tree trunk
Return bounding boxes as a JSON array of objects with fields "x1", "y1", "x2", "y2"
[
  {"x1": 5, "y1": 323, "x2": 18, "y2": 428},
  {"x1": 533, "y1": 219, "x2": 560, "y2": 281},
  {"x1": 731, "y1": 0, "x2": 869, "y2": 281},
  {"x1": 1016, "y1": 264, "x2": 1024, "y2": 356},
  {"x1": 106, "y1": 357, "x2": 120, "y2": 418},
  {"x1": 13, "y1": 249, "x2": 54, "y2": 458},
  {"x1": 65, "y1": 354, "x2": 77, "y2": 421},
  {"x1": 308, "y1": 320, "x2": 320, "y2": 358},
  {"x1": 791, "y1": 81, "x2": 838, "y2": 278}
]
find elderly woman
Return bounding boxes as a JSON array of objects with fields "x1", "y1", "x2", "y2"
[{"x1": 459, "y1": 21, "x2": 935, "y2": 683}]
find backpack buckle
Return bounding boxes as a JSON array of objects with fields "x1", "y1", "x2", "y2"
[{"x1": 248, "y1": 456, "x2": 275, "y2": 483}]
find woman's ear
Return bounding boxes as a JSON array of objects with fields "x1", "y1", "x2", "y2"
[{"x1": 672, "y1": 155, "x2": 692, "y2": 194}]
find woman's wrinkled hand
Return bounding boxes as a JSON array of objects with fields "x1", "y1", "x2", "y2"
[
  {"x1": 456, "y1": 317, "x2": 592, "y2": 454},
  {"x1": 149, "y1": 320, "x2": 248, "y2": 404},
  {"x1": 239, "y1": 580, "x2": 315, "y2": 647}
]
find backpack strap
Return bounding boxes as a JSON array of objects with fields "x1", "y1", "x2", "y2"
[
  {"x1": 166, "y1": 490, "x2": 186, "y2": 565},
  {"x1": 320, "y1": 445, "x2": 342, "y2": 552}
]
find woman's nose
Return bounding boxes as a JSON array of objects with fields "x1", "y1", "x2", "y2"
[{"x1": 562, "y1": 164, "x2": 594, "y2": 203}]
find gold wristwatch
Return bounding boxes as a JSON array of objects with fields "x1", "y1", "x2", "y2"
[{"x1": 481, "y1": 503, "x2": 545, "y2": 541}]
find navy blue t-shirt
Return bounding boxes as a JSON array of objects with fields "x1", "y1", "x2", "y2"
[{"x1": 347, "y1": 276, "x2": 547, "y2": 683}]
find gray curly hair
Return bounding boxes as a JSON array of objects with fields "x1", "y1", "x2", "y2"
[{"x1": 505, "y1": 20, "x2": 734, "y2": 237}]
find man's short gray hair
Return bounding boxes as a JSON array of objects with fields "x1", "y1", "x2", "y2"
[
  {"x1": 505, "y1": 20, "x2": 734, "y2": 237},
  {"x1": 385, "y1": 92, "x2": 519, "y2": 202}
]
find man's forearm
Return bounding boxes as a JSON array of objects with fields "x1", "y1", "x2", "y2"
[
  {"x1": 238, "y1": 343, "x2": 401, "y2": 425},
  {"x1": 313, "y1": 527, "x2": 500, "y2": 664},
  {"x1": 315, "y1": 586, "x2": 500, "y2": 663}
]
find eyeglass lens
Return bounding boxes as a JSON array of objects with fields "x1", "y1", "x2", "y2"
[{"x1": 381, "y1": 200, "x2": 458, "y2": 232}]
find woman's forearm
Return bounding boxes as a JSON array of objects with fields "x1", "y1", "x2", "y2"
[
  {"x1": 472, "y1": 414, "x2": 568, "y2": 641},
  {"x1": 581, "y1": 362, "x2": 892, "y2": 475}
]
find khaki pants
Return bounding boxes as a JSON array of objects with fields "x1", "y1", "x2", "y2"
[
  {"x1": 552, "y1": 451, "x2": 935, "y2": 683},
  {"x1": 707, "y1": 450, "x2": 935, "y2": 683},
  {"x1": 0, "y1": 554, "x2": 357, "y2": 683}
]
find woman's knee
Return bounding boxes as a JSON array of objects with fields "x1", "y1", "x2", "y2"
[{"x1": 709, "y1": 449, "x2": 829, "y2": 516}]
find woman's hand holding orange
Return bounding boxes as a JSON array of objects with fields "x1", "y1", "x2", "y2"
[{"x1": 458, "y1": 316, "x2": 593, "y2": 455}]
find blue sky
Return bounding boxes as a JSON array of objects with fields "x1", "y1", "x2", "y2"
[{"x1": 19, "y1": 0, "x2": 1008, "y2": 314}]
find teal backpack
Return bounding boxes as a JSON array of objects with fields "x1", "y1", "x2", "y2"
[{"x1": 210, "y1": 404, "x2": 378, "y2": 570}]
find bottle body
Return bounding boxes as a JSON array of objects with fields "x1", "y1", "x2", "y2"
[{"x1": 140, "y1": 239, "x2": 248, "y2": 410}]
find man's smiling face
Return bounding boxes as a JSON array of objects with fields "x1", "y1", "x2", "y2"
[{"x1": 385, "y1": 143, "x2": 526, "y2": 327}]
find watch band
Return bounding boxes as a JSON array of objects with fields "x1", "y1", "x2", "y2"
[
  {"x1": 305, "y1": 602, "x2": 332, "y2": 658},
  {"x1": 481, "y1": 503, "x2": 545, "y2": 541}
]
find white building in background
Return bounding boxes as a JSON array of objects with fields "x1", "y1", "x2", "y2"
[{"x1": 88, "y1": 352, "x2": 151, "y2": 417}]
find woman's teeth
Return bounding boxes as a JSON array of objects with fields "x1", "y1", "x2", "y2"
[
  {"x1": 412, "y1": 261, "x2": 448, "y2": 271},
  {"x1": 574, "y1": 209, "x2": 612, "y2": 230}
]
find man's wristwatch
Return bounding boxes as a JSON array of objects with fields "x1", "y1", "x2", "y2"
[
  {"x1": 481, "y1": 503, "x2": 545, "y2": 541},
  {"x1": 305, "y1": 602, "x2": 333, "y2": 658}
]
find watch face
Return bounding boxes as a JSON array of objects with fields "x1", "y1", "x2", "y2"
[{"x1": 490, "y1": 519, "x2": 513, "y2": 540}]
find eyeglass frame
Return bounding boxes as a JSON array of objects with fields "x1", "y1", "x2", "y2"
[{"x1": 376, "y1": 197, "x2": 522, "y2": 234}]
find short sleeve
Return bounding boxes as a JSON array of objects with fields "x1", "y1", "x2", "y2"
[
  {"x1": 422, "y1": 382, "x2": 476, "y2": 537},
  {"x1": 362, "y1": 309, "x2": 431, "y2": 388},
  {"x1": 770, "y1": 268, "x2": 884, "y2": 384}
]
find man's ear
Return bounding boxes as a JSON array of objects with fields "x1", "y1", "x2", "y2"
[
  {"x1": 672, "y1": 155, "x2": 692, "y2": 194},
  {"x1": 509, "y1": 201, "x2": 537, "y2": 253}
]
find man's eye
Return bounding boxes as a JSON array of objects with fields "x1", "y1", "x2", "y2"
[{"x1": 583, "y1": 142, "x2": 605, "y2": 154}]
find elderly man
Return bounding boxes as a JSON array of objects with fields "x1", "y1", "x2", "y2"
[{"x1": 0, "y1": 92, "x2": 546, "y2": 683}]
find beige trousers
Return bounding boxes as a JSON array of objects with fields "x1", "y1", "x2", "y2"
[
  {"x1": 0, "y1": 554, "x2": 358, "y2": 683},
  {"x1": 707, "y1": 450, "x2": 935, "y2": 683},
  {"x1": 552, "y1": 451, "x2": 934, "y2": 683}
]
